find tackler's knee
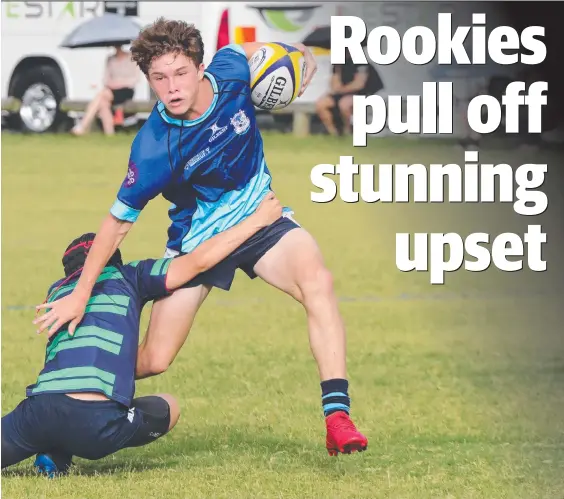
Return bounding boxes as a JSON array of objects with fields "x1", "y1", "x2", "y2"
[{"x1": 155, "y1": 394, "x2": 181, "y2": 430}]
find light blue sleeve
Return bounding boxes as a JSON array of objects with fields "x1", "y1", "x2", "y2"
[{"x1": 110, "y1": 199, "x2": 141, "y2": 223}]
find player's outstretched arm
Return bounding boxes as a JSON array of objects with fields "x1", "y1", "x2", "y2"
[
  {"x1": 238, "y1": 41, "x2": 317, "y2": 97},
  {"x1": 165, "y1": 193, "x2": 282, "y2": 291},
  {"x1": 34, "y1": 214, "x2": 133, "y2": 336}
]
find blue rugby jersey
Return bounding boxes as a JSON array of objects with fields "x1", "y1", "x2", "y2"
[
  {"x1": 26, "y1": 259, "x2": 172, "y2": 407},
  {"x1": 109, "y1": 44, "x2": 288, "y2": 254}
]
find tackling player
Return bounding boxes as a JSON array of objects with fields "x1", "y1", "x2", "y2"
[
  {"x1": 4, "y1": 194, "x2": 281, "y2": 474},
  {"x1": 35, "y1": 18, "x2": 368, "y2": 456}
]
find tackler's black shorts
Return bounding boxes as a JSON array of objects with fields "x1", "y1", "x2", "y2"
[{"x1": 1, "y1": 393, "x2": 171, "y2": 470}]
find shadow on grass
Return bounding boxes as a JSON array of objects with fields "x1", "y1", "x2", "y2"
[{"x1": 2, "y1": 424, "x2": 344, "y2": 478}]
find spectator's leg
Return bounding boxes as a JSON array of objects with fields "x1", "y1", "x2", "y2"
[
  {"x1": 458, "y1": 99, "x2": 481, "y2": 149},
  {"x1": 316, "y1": 95, "x2": 339, "y2": 136},
  {"x1": 457, "y1": 78, "x2": 482, "y2": 150},
  {"x1": 72, "y1": 88, "x2": 113, "y2": 135},
  {"x1": 97, "y1": 91, "x2": 116, "y2": 136},
  {"x1": 338, "y1": 95, "x2": 354, "y2": 135}
]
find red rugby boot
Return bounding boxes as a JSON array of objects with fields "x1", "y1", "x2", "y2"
[{"x1": 325, "y1": 411, "x2": 368, "y2": 456}]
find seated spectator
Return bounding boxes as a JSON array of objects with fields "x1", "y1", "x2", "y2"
[
  {"x1": 71, "y1": 45, "x2": 140, "y2": 136},
  {"x1": 316, "y1": 53, "x2": 383, "y2": 136}
]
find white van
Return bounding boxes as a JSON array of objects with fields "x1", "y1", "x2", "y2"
[{"x1": 1, "y1": 1, "x2": 335, "y2": 133}]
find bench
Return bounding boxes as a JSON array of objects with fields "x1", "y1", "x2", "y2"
[
  {"x1": 59, "y1": 99, "x2": 317, "y2": 136},
  {"x1": 59, "y1": 99, "x2": 156, "y2": 114},
  {"x1": 271, "y1": 102, "x2": 316, "y2": 137},
  {"x1": 1, "y1": 97, "x2": 21, "y2": 112}
]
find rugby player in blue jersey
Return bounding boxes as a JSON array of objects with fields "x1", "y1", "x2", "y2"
[
  {"x1": 3, "y1": 194, "x2": 281, "y2": 474},
  {"x1": 35, "y1": 18, "x2": 368, "y2": 456}
]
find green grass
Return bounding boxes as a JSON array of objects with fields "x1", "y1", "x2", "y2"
[{"x1": 2, "y1": 132, "x2": 564, "y2": 498}]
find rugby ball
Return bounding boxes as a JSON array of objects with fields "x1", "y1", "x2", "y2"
[{"x1": 249, "y1": 43, "x2": 305, "y2": 111}]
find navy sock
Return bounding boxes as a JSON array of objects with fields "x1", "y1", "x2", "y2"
[{"x1": 321, "y1": 378, "x2": 350, "y2": 417}]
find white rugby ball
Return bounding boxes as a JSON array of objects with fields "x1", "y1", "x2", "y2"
[{"x1": 249, "y1": 43, "x2": 305, "y2": 111}]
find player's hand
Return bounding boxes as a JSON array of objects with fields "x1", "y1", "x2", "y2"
[
  {"x1": 254, "y1": 192, "x2": 283, "y2": 227},
  {"x1": 34, "y1": 291, "x2": 88, "y2": 338},
  {"x1": 292, "y1": 43, "x2": 317, "y2": 97}
]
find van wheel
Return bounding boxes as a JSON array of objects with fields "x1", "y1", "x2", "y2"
[{"x1": 11, "y1": 65, "x2": 65, "y2": 133}]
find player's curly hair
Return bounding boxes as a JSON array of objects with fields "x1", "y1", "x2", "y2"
[
  {"x1": 62, "y1": 233, "x2": 122, "y2": 277},
  {"x1": 130, "y1": 17, "x2": 204, "y2": 75}
]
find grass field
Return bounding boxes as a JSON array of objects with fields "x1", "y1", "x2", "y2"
[{"x1": 2, "y1": 132, "x2": 564, "y2": 498}]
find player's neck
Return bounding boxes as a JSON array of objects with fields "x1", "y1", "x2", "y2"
[{"x1": 183, "y1": 76, "x2": 214, "y2": 121}]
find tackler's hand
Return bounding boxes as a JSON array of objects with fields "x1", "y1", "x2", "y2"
[
  {"x1": 254, "y1": 191, "x2": 283, "y2": 228},
  {"x1": 34, "y1": 291, "x2": 88, "y2": 338}
]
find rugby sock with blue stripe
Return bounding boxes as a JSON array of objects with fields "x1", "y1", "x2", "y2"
[{"x1": 321, "y1": 378, "x2": 350, "y2": 417}]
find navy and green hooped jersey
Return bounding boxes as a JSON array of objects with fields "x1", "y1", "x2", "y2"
[{"x1": 26, "y1": 259, "x2": 173, "y2": 407}]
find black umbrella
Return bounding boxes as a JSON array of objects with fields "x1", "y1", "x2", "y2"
[{"x1": 61, "y1": 13, "x2": 141, "y2": 49}]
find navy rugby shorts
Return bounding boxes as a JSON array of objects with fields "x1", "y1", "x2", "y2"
[
  {"x1": 1, "y1": 393, "x2": 171, "y2": 470},
  {"x1": 164, "y1": 213, "x2": 301, "y2": 291}
]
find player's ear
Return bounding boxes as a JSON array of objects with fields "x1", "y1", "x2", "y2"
[{"x1": 197, "y1": 63, "x2": 205, "y2": 80}]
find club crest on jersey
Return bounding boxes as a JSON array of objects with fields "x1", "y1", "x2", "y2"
[
  {"x1": 230, "y1": 109, "x2": 250, "y2": 135},
  {"x1": 208, "y1": 121, "x2": 228, "y2": 142}
]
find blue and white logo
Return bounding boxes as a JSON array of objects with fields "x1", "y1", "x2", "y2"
[{"x1": 230, "y1": 109, "x2": 250, "y2": 135}]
